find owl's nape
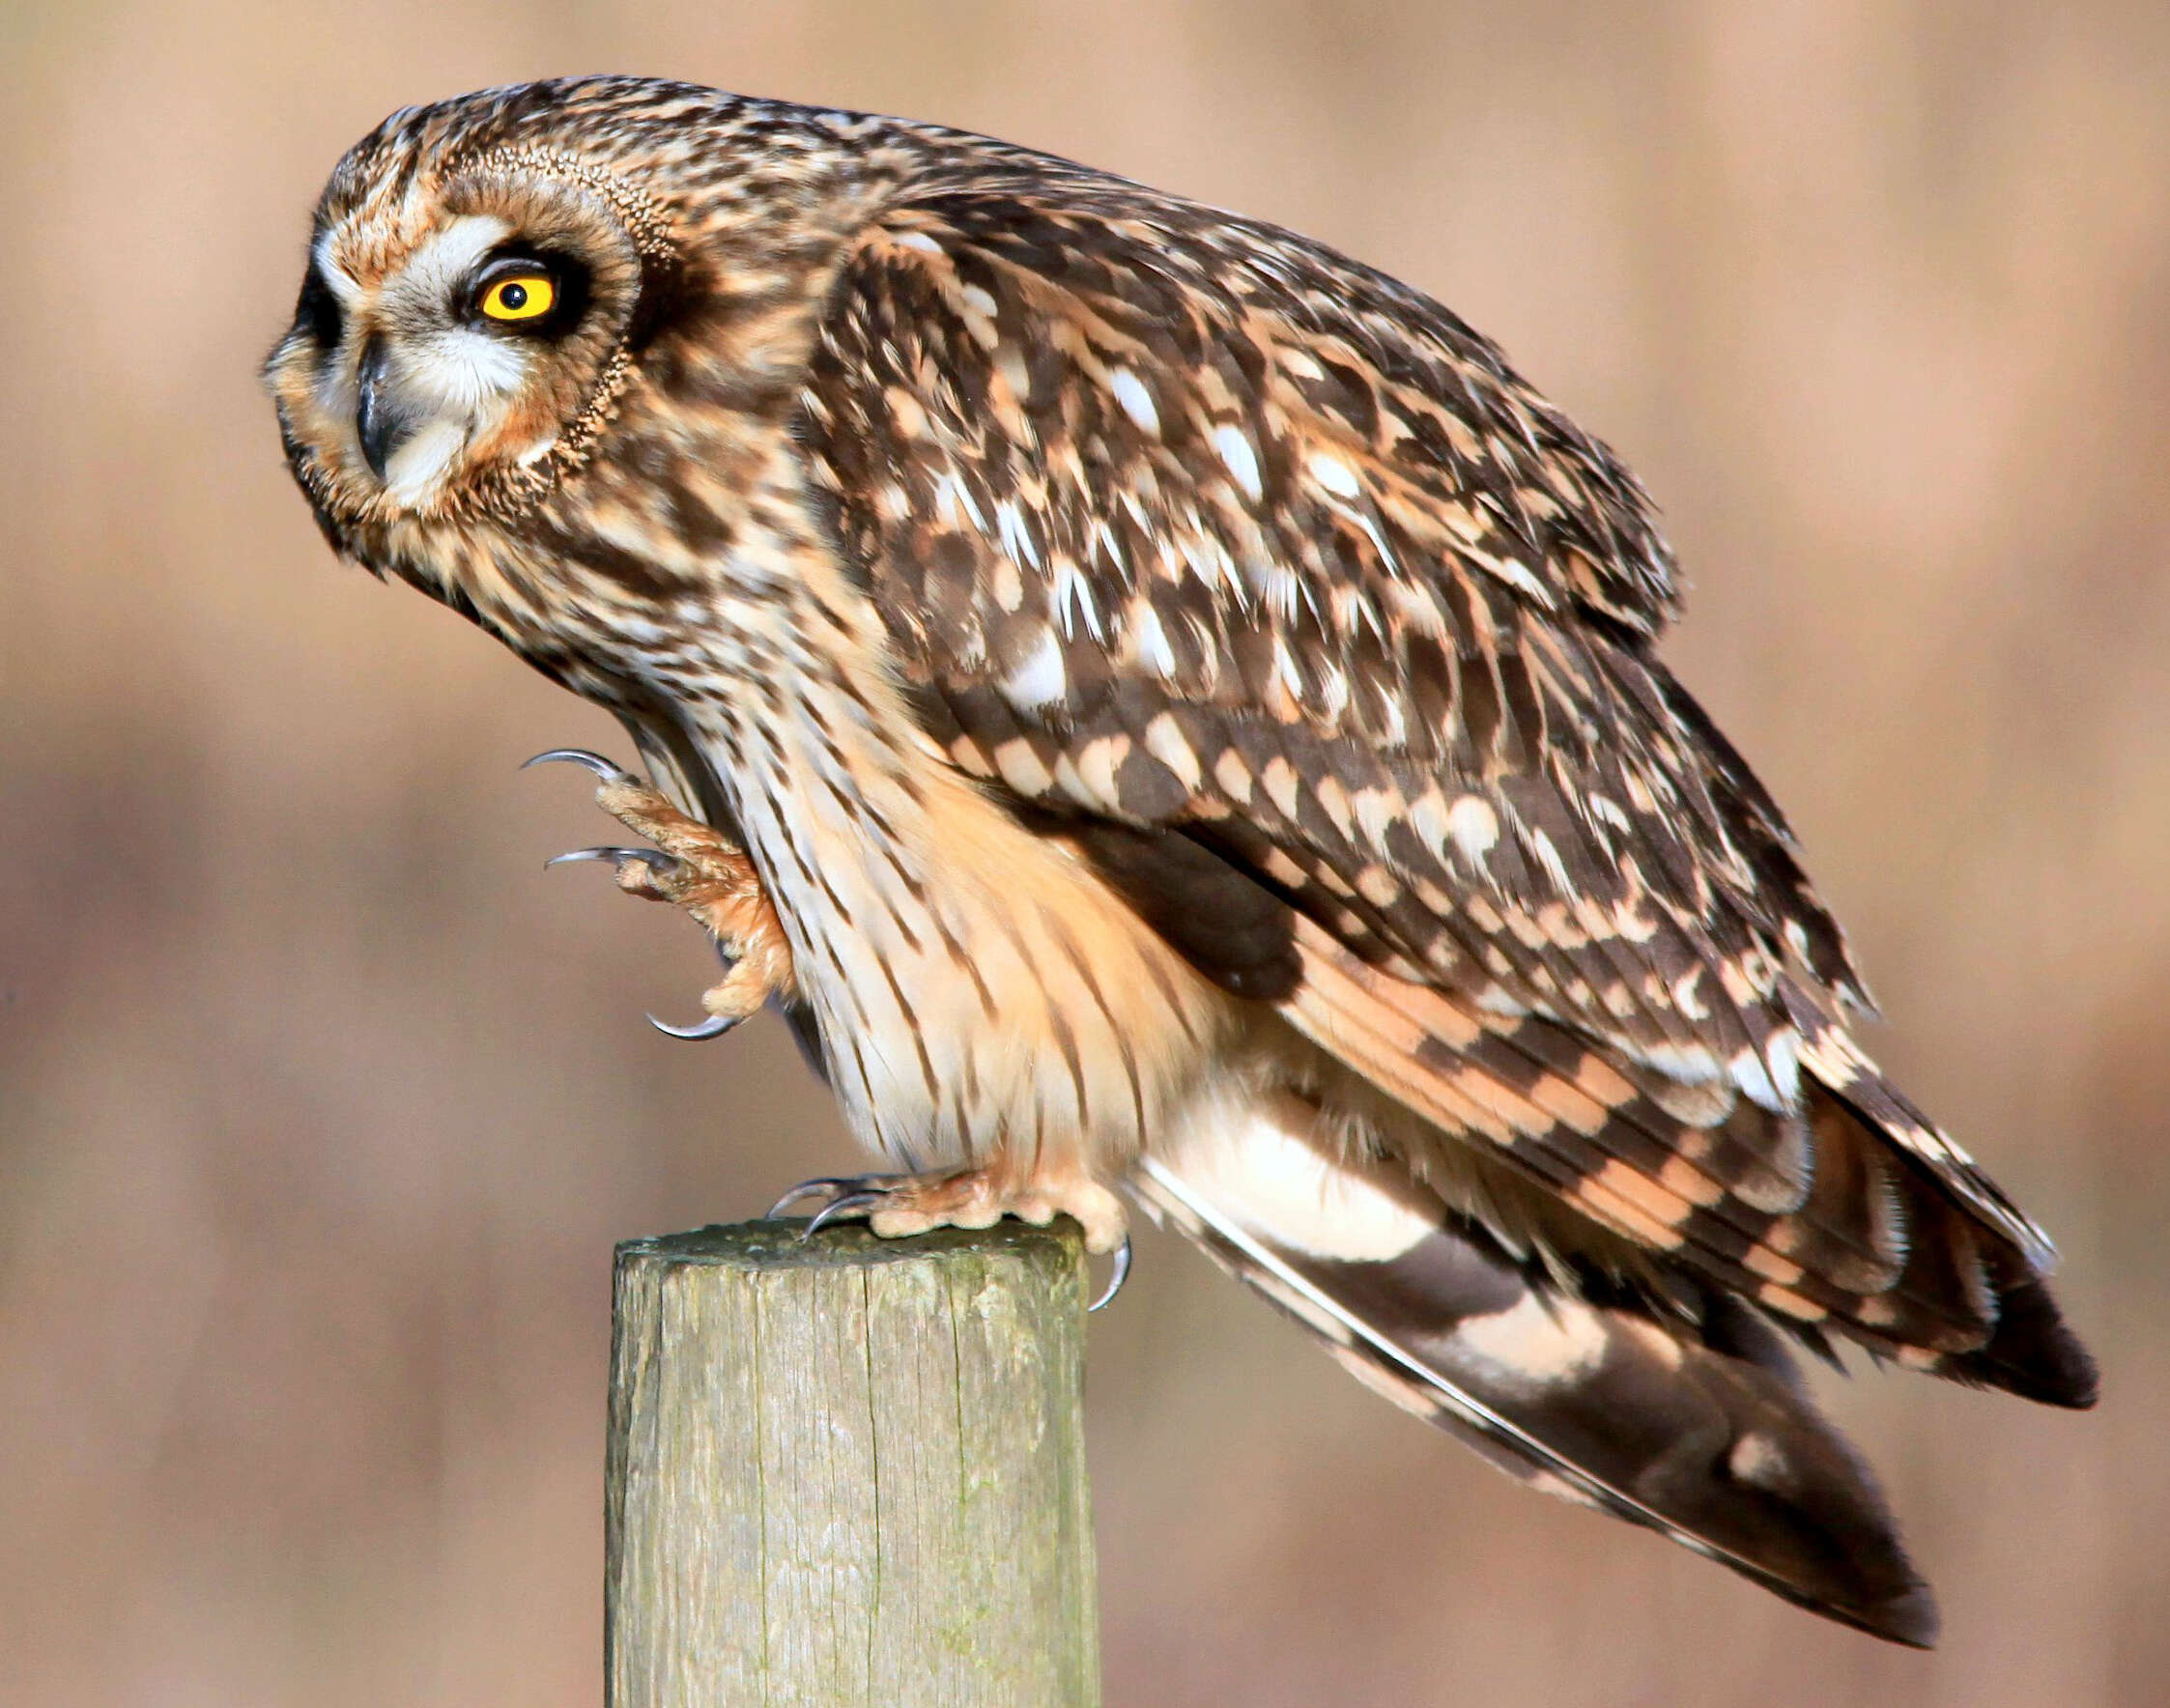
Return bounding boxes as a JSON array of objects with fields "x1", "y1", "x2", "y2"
[{"x1": 269, "y1": 78, "x2": 2096, "y2": 1644}]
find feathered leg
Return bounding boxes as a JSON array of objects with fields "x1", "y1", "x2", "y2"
[{"x1": 528, "y1": 750, "x2": 796, "y2": 1032}]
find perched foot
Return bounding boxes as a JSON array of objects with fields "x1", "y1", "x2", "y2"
[
  {"x1": 772, "y1": 1169, "x2": 1134, "y2": 1308},
  {"x1": 770, "y1": 1168, "x2": 1128, "y2": 1252},
  {"x1": 528, "y1": 749, "x2": 796, "y2": 1035}
]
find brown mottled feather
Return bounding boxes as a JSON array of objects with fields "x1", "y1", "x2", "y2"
[
  {"x1": 269, "y1": 80, "x2": 2097, "y2": 1645},
  {"x1": 800, "y1": 176, "x2": 2091, "y2": 1405}
]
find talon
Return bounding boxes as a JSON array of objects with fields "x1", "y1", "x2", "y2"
[
  {"x1": 1089, "y1": 1237, "x2": 1132, "y2": 1313},
  {"x1": 805, "y1": 1191, "x2": 887, "y2": 1238},
  {"x1": 523, "y1": 748, "x2": 638, "y2": 784},
  {"x1": 646, "y1": 1010, "x2": 741, "y2": 1040},
  {"x1": 546, "y1": 845, "x2": 677, "y2": 873},
  {"x1": 767, "y1": 1178, "x2": 865, "y2": 1219}
]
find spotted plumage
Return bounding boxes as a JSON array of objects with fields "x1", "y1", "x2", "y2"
[{"x1": 266, "y1": 76, "x2": 2095, "y2": 1646}]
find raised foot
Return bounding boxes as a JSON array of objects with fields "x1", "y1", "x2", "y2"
[
  {"x1": 527, "y1": 749, "x2": 796, "y2": 1034},
  {"x1": 771, "y1": 1169, "x2": 1134, "y2": 1308}
]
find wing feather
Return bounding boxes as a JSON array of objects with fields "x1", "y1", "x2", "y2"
[
  {"x1": 1132, "y1": 1124, "x2": 1938, "y2": 1646},
  {"x1": 798, "y1": 173, "x2": 2091, "y2": 1405}
]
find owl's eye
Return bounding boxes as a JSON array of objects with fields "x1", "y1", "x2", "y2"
[
  {"x1": 478, "y1": 271, "x2": 557, "y2": 322},
  {"x1": 465, "y1": 254, "x2": 585, "y2": 335},
  {"x1": 296, "y1": 262, "x2": 343, "y2": 349}
]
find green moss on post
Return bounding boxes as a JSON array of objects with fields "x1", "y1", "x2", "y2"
[{"x1": 606, "y1": 1220, "x2": 1100, "y2": 1707}]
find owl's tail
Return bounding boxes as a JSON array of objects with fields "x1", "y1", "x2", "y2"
[{"x1": 1130, "y1": 1100, "x2": 1941, "y2": 1647}]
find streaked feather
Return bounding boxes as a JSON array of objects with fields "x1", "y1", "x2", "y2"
[
  {"x1": 273, "y1": 80, "x2": 2099, "y2": 1647},
  {"x1": 1134, "y1": 1110, "x2": 1937, "y2": 1645}
]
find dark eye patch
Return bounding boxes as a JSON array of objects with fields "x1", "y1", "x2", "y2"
[
  {"x1": 295, "y1": 261, "x2": 343, "y2": 350},
  {"x1": 623, "y1": 244, "x2": 687, "y2": 355},
  {"x1": 464, "y1": 248, "x2": 591, "y2": 336}
]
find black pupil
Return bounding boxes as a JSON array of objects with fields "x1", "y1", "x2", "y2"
[{"x1": 500, "y1": 282, "x2": 528, "y2": 310}]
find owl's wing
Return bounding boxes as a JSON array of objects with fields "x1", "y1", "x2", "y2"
[
  {"x1": 1128, "y1": 1124, "x2": 1938, "y2": 1646},
  {"x1": 798, "y1": 179, "x2": 2092, "y2": 1409}
]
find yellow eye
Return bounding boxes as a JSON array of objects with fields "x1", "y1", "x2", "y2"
[{"x1": 479, "y1": 272, "x2": 556, "y2": 322}]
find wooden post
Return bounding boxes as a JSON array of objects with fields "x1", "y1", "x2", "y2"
[{"x1": 606, "y1": 1219, "x2": 1100, "y2": 1707}]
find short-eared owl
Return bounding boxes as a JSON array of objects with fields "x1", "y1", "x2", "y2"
[{"x1": 267, "y1": 76, "x2": 2094, "y2": 1644}]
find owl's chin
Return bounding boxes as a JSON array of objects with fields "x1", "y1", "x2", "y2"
[{"x1": 375, "y1": 418, "x2": 472, "y2": 509}]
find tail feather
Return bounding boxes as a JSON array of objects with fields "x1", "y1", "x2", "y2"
[
  {"x1": 1135, "y1": 1107, "x2": 1941, "y2": 1647},
  {"x1": 1284, "y1": 919, "x2": 2097, "y2": 1407},
  {"x1": 1933, "y1": 1235, "x2": 2100, "y2": 1405},
  {"x1": 1811, "y1": 1068, "x2": 2099, "y2": 1408}
]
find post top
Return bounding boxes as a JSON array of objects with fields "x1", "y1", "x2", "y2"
[{"x1": 615, "y1": 1217, "x2": 1084, "y2": 1273}]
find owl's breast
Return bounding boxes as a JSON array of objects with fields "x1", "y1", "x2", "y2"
[{"x1": 686, "y1": 628, "x2": 1234, "y2": 1176}]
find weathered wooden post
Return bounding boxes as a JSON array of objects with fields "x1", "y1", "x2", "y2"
[{"x1": 606, "y1": 1219, "x2": 1100, "y2": 1707}]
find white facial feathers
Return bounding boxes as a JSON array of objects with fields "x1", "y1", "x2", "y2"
[{"x1": 350, "y1": 214, "x2": 556, "y2": 501}]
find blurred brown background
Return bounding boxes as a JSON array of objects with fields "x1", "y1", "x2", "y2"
[{"x1": 4, "y1": 2, "x2": 2165, "y2": 1702}]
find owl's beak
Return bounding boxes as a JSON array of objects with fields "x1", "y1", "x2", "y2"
[{"x1": 355, "y1": 334, "x2": 416, "y2": 481}]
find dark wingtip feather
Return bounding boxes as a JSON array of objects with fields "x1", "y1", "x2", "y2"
[
  {"x1": 1949, "y1": 1267, "x2": 2099, "y2": 1409},
  {"x1": 1848, "y1": 1578, "x2": 1941, "y2": 1650},
  {"x1": 1134, "y1": 1143, "x2": 1942, "y2": 1646}
]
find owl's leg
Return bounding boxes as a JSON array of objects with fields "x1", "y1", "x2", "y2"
[
  {"x1": 528, "y1": 750, "x2": 795, "y2": 1032},
  {"x1": 774, "y1": 1166, "x2": 1132, "y2": 1308},
  {"x1": 772, "y1": 1164, "x2": 1130, "y2": 1269}
]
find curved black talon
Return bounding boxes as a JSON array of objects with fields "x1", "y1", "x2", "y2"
[
  {"x1": 522, "y1": 748, "x2": 638, "y2": 784},
  {"x1": 804, "y1": 1190, "x2": 888, "y2": 1238},
  {"x1": 1089, "y1": 1237, "x2": 1132, "y2": 1313},
  {"x1": 546, "y1": 845, "x2": 677, "y2": 874},
  {"x1": 768, "y1": 1178, "x2": 867, "y2": 1219},
  {"x1": 646, "y1": 1010, "x2": 741, "y2": 1041}
]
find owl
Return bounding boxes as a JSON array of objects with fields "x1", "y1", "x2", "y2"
[{"x1": 266, "y1": 76, "x2": 2095, "y2": 1645}]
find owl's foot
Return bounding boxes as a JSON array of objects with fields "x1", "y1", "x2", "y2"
[
  {"x1": 528, "y1": 749, "x2": 795, "y2": 1034},
  {"x1": 772, "y1": 1166, "x2": 1132, "y2": 1306}
]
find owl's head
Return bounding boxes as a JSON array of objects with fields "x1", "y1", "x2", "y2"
[
  {"x1": 266, "y1": 102, "x2": 695, "y2": 554},
  {"x1": 265, "y1": 79, "x2": 894, "y2": 572}
]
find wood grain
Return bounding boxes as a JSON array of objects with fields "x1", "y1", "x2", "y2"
[{"x1": 607, "y1": 1219, "x2": 1100, "y2": 1707}]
